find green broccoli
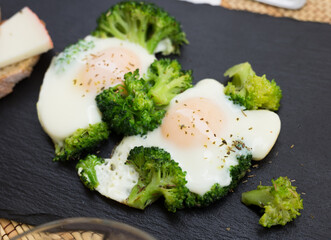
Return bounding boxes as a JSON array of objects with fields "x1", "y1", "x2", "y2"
[
  {"x1": 145, "y1": 59, "x2": 193, "y2": 106},
  {"x1": 96, "y1": 59, "x2": 192, "y2": 136},
  {"x1": 96, "y1": 70, "x2": 166, "y2": 136},
  {"x1": 125, "y1": 146, "x2": 189, "y2": 212},
  {"x1": 75, "y1": 141, "x2": 253, "y2": 212},
  {"x1": 241, "y1": 176, "x2": 303, "y2": 228},
  {"x1": 92, "y1": 1, "x2": 188, "y2": 55},
  {"x1": 53, "y1": 122, "x2": 109, "y2": 161},
  {"x1": 224, "y1": 62, "x2": 282, "y2": 111},
  {"x1": 185, "y1": 146, "x2": 252, "y2": 208},
  {"x1": 76, "y1": 155, "x2": 105, "y2": 190}
]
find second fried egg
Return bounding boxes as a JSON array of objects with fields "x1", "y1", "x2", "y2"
[
  {"x1": 37, "y1": 36, "x2": 155, "y2": 145},
  {"x1": 93, "y1": 79, "x2": 281, "y2": 202}
]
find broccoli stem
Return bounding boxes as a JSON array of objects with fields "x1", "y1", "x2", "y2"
[
  {"x1": 224, "y1": 62, "x2": 282, "y2": 111},
  {"x1": 127, "y1": 182, "x2": 161, "y2": 210},
  {"x1": 224, "y1": 62, "x2": 255, "y2": 88},
  {"x1": 241, "y1": 177, "x2": 303, "y2": 227},
  {"x1": 241, "y1": 188, "x2": 274, "y2": 207}
]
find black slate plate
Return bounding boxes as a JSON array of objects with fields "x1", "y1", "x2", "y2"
[{"x1": 0, "y1": 0, "x2": 330, "y2": 239}]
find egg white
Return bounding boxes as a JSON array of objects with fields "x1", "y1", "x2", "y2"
[
  {"x1": 37, "y1": 36, "x2": 155, "y2": 145},
  {"x1": 92, "y1": 79, "x2": 281, "y2": 202}
]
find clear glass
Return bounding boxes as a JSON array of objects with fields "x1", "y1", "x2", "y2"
[{"x1": 11, "y1": 217, "x2": 156, "y2": 240}]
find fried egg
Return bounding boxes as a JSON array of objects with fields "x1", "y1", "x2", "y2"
[
  {"x1": 92, "y1": 79, "x2": 281, "y2": 202},
  {"x1": 37, "y1": 36, "x2": 155, "y2": 145}
]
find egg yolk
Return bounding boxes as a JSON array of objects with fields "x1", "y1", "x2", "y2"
[
  {"x1": 161, "y1": 97, "x2": 226, "y2": 148},
  {"x1": 75, "y1": 47, "x2": 141, "y2": 94}
]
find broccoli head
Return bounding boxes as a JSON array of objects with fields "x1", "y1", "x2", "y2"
[
  {"x1": 224, "y1": 62, "x2": 282, "y2": 111},
  {"x1": 96, "y1": 70, "x2": 166, "y2": 136},
  {"x1": 241, "y1": 176, "x2": 303, "y2": 228},
  {"x1": 93, "y1": 1, "x2": 188, "y2": 55},
  {"x1": 145, "y1": 59, "x2": 193, "y2": 106},
  {"x1": 96, "y1": 59, "x2": 192, "y2": 136},
  {"x1": 54, "y1": 122, "x2": 109, "y2": 161},
  {"x1": 125, "y1": 146, "x2": 189, "y2": 212},
  {"x1": 185, "y1": 151, "x2": 252, "y2": 208},
  {"x1": 76, "y1": 155, "x2": 105, "y2": 190}
]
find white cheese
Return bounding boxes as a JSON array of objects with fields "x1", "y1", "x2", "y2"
[{"x1": 0, "y1": 7, "x2": 53, "y2": 68}]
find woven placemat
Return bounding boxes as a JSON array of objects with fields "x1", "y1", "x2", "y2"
[
  {"x1": 0, "y1": 219, "x2": 33, "y2": 239},
  {"x1": 221, "y1": 0, "x2": 331, "y2": 24},
  {"x1": 0, "y1": 218, "x2": 106, "y2": 239},
  {"x1": 1, "y1": 0, "x2": 330, "y2": 239}
]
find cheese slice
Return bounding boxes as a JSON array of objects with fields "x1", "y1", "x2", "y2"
[{"x1": 0, "y1": 7, "x2": 53, "y2": 68}]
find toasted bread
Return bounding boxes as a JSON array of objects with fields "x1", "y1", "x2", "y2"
[
  {"x1": 0, "y1": 7, "x2": 53, "y2": 99},
  {"x1": 0, "y1": 55, "x2": 40, "y2": 98}
]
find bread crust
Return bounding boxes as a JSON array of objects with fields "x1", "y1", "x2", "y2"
[
  {"x1": 0, "y1": 55, "x2": 40, "y2": 98},
  {"x1": 0, "y1": 11, "x2": 51, "y2": 99}
]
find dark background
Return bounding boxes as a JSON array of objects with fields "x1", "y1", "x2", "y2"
[{"x1": 0, "y1": 0, "x2": 330, "y2": 239}]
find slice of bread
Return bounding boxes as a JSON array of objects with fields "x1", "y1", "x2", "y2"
[
  {"x1": 0, "y1": 55, "x2": 40, "y2": 98},
  {"x1": 0, "y1": 7, "x2": 53, "y2": 98}
]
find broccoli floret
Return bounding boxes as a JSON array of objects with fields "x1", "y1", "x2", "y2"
[
  {"x1": 125, "y1": 146, "x2": 189, "y2": 212},
  {"x1": 241, "y1": 176, "x2": 303, "y2": 228},
  {"x1": 54, "y1": 122, "x2": 109, "y2": 161},
  {"x1": 76, "y1": 155, "x2": 105, "y2": 190},
  {"x1": 185, "y1": 152, "x2": 252, "y2": 208},
  {"x1": 92, "y1": 1, "x2": 188, "y2": 55},
  {"x1": 145, "y1": 59, "x2": 193, "y2": 106},
  {"x1": 96, "y1": 70, "x2": 166, "y2": 136},
  {"x1": 224, "y1": 62, "x2": 282, "y2": 111},
  {"x1": 96, "y1": 59, "x2": 192, "y2": 136}
]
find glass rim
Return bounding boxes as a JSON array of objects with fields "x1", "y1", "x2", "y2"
[{"x1": 10, "y1": 217, "x2": 156, "y2": 240}]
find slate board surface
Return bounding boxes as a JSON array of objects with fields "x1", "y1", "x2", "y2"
[{"x1": 0, "y1": 0, "x2": 330, "y2": 239}]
